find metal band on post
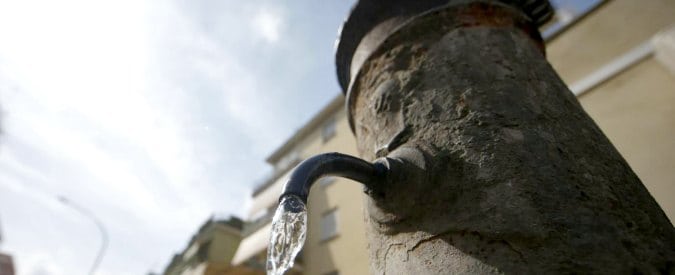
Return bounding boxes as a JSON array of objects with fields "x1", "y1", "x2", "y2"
[{"x1": 335, "y1": 0, "x2": 553, "y2": 133}]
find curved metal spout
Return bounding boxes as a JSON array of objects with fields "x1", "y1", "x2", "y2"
[{"x1": 280, "y1": 152, "x2": 387, "y2": 203}]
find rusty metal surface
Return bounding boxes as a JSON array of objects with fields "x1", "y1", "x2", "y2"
[
  {"x1": 345, "y1": 2, "x2": 547, "y2": 134},
  {"x1": 335, "y1": 0, "x2": 553, "y2": 93}
]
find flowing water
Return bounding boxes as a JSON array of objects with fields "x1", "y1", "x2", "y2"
[{"x1": 267, "y1": 194, "x2": 307, "y2": 275}]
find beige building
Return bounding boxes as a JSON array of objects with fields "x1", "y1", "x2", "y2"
[
  {"x1": 164, "y1": 217, "x2": 246, "y2": 275},
  {"x1": 546, "y1": 0, "x2": 675, "y2": 222},
  {"x1": 231, "y1": 97, "x2": 369, "y2": 275},
  {"x1": 232, "y1": 0, "x2": 675, "y2": 274},
  {"x1": 0, "y1": 253, "x2": 15, "y2": 275},
  {"x1": 0, "y1": 218, "x2": 15, "y2": 275}
]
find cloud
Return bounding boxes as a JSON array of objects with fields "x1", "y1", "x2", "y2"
[
  {"x1": 251, "y1": 7, "x2": 285, "y2": 43},
  {"x1": 0, "y1": 0, "x2": 249, "y2": 273},
  {"x1": 24, "y1": 254, "x2": 64, "y2": 275}
]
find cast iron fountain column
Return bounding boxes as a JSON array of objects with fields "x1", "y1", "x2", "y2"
[{"x1": 336, "y1": 0, "x2": 675, "y2": 274}]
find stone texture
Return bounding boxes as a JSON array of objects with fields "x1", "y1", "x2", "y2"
[{"x1": 349, "y1": 4, "x2": 675, "y2": 274}]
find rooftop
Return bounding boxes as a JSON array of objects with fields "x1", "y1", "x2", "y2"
[{"x1": 265, "y1": 94, "x2": 345, "y2": 165}]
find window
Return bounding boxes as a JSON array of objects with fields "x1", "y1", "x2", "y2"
[
  {"x1": 540, "y1": 0, "x2": 605, "y2": 40},
  {"x1": 197, "y1": 241, "x2": 212, "y2": 260},
  {"x1": 276, "y1": 150, "x2": 299, "y2": 171},
  {"x1": 320, "y1": 209, "x2": 338, "y2": 241},
  {"x1": 321, "y1": 117, "x2": 336, "y2": 143},
  {"x1": 250, "y1": 208, "x2": 268, "y2": 221}
]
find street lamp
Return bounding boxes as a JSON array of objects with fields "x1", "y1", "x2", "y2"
[{"x1": 58, "y1": 196, "x2": 108, "y2": 275}]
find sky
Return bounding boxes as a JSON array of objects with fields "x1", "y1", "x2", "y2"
[{"x1": 0, "y1": 0, "x2": 353, "y2": 274}]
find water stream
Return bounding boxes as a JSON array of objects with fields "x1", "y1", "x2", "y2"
[{"x1": 266, "y1": 194, "x2": 307, "y2": 275}]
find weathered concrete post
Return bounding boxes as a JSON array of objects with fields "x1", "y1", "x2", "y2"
[{"x1": 335, "y1": 0, "x2": 675, "y2": 273}]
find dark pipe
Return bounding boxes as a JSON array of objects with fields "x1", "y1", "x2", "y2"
[{"x1": 280, "y1": 152, "x2": 388, "y2": 203}]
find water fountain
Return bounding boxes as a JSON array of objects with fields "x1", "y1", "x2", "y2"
[
  {"x1": 266, "y1": 152, "x2": 389, "y2": 275},
  {"x1": 268, "y1": 0, "x2": 675, "y2": 273},
  {"x1": 266, "y1": 194, "x2": 306, "y2": 275}
]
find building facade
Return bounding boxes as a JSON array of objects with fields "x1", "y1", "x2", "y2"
[
  {"x1": 231, "y1": 97, "x2": 370, "y2": 275},
  {"x1": 0, "y1": 253, "x2": 15, "y2": 275},
  {"x1": 163, "y1": 217, "x2": 245, "y2": 275},
  {"x1": 546, "y1": 0, "x2": 675, "y2": 222},
  {"x1": 0, "y1": 217, "x2": 14, "y2": 275}
]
